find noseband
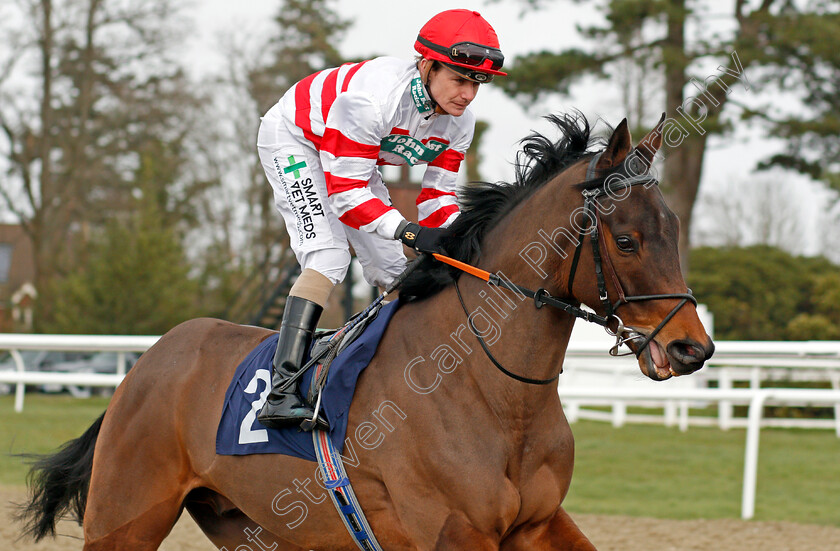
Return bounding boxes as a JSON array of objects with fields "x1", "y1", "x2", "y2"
[{"x1": 443, "y1": 151, "x2": 697, "y2": 385}]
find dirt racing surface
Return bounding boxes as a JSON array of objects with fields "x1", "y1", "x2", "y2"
[{"x1": 3, "y1": 486, "x2": 839, "y2": 550}]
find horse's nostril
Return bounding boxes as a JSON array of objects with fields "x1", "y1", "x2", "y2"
[
  {"x1": 683, "y1": 344, "x2": 701, "y2": 359},
  {"x1": 667, "y1": 340, "x2": 707, "y2": 366}
]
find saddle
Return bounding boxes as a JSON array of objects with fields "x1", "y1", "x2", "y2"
[
  {"x1": 216, "y1": 298, "x2": 400, "y2": 461},
  {"x1": 304, "y1": 301, "x2": 385, "y2": 407}
]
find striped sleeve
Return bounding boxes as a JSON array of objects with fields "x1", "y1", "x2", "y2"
[
  {"x1": 417, "y1": 122, "x2": 474, "y2": 228},
  {"x1": 320, "y1": 92, "x2": 403, "y2": 239}
]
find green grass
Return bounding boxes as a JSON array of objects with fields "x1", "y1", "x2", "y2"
[
  {"x1": 0, "y1": 394, "x2": 110, "y2": 486},
  {"x1": 564, "y1": 420, "x2": 840, "y2": 526},
  {"x1": 1, "y1": 395, "x2": 838, "y2": 526}
]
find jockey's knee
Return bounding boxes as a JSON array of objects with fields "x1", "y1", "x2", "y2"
[
  {"x1": 289, "y1": 268, "x2": 336, "y2": 307},
  {"x1": 298, "y1": 248, "x2": 351, "y2": 287}
]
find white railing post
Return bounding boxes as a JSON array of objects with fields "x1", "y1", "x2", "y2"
[
  {"x1": 612, "y1": 402, "x2": 626, "y2": 428},
  {"x1": 741, "y1": 390, "x2": 768, "y2": 520},
  {"x1": 11, "y1": 349, "x2": 25, "y2": 413},
  {"x1": 0, "y1": 334, "x2": 159, "y2": 412},
  {"x1": 117, "y1": 351, "x2": 127, "y2": 376},
  {"x1": 565, "y1": 401, "x2": 580, "y2": 423},
  {"x1": 749, "y1": 366, "x2": 761, "y2": 390},
  {"x1": 612, "y1": 366, "x2": 625, "y2": 428},
  {"x1": 664, "y1": 401, "x2": 677, "y2": 427},
  {"x1": 719, "y1": 368, "x2": 732, "y2": 430},
  {"x1": 830, "y1": 369, "x2": 840, "y2": 438},
  {"x1": 678, "y1": 400, "x2": 689, "y2": 432}
]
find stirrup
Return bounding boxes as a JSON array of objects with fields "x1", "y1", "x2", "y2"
[{"x1": 300, "y1": 390, "x2": 329, "y2": 432}]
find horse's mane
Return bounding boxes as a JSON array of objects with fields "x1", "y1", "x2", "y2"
[{"x1": 399, "y1": 111, "x2": 607, "y2": 302}]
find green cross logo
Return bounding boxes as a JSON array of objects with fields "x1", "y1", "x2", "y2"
[{"x1": 283, "y1": 155, "x2": 306, "y2": 179}]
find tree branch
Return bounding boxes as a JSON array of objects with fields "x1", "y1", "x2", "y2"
[{"x1": 735, "y1": 0, "x2": 747, "y2": 23}]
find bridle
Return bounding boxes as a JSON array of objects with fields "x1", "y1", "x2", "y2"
[
  {"x1": 445, "y1": 151, "x2": 697, "y2": 385},
  {"x1": 569, "y1": 152, "x2": 697, "y2": 355}
]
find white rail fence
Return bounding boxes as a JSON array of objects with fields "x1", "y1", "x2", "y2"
[
  {"x1": 0, "y1": 334, "x2": 158, "y2": 413},
  {"x1": 562, "y1": 340, "x2": 840, "y2": 434},
  {"x1": 557, "y1": 386, "x2": 840, "y2": 520},
  {"x1": 0, "y1": 334, "x2": 839, "y2": 520}
]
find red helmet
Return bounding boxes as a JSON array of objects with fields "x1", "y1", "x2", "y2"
[{"x1": 415, "y1": 9, "x2": 506, "y2": 82}]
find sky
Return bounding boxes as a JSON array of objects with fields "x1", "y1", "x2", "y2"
[
  {"x1": 188, "y1": 0, "x2": 771, "y2": 178},
  {"x1": 189, "y1": 0, "x2": 607, "y2": 182},
  {"x1": 145, "y1": 1, "x2": 840, "y2": 258},
  {"x1": 0, "y1": 0, "x2": 830, "y2": 252}
]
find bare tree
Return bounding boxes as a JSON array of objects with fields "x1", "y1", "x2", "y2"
[
  {"x1": 502, "y1": 0, "x2": 840, "y2": 273},
  {"x1": 200, "y1": 0, "x2": 353, "y2": 269},
  {"x1": 0, "y1": 0, "x2": 207, "y2": 327},
  {"x1": 692, "y1": 174, "x2": 807, "y2": 254}
]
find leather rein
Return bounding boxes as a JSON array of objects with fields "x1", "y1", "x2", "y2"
[{"x1": 441, "y1": 152, "x2": 697, "y2": 385}]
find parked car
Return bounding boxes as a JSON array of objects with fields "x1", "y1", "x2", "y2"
[
  {"x1": 48, "y1": 351, "x2": 140, "y2": 397},
  {"x1": 0, "y1": 350, "x2": 91, "y2": 394},
  {"x1": 54, "y1": 351, "x2": 139, "y2": 375}
]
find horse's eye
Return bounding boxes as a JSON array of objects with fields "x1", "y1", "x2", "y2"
[{"x1": 616, "y1": 236, "x2": 635, "y2": 252}]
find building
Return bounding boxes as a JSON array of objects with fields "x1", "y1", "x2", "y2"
[{"x1": 0, "y1": 224, "x2": 36, "y2": 331}]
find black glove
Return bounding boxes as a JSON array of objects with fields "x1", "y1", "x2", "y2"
[{"x1": 396, "y1": 221, "x2": 450, "y2": 254}]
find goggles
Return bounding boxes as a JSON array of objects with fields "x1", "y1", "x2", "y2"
[
  {"x1": 417, "y1": 36, "x2": 505, "y2": 72},
  {"x1": 441, "y1": 62, "x2": 495, "y2": 83}
]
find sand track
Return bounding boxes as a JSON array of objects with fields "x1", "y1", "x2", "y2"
[{"x1": 4, "y1": 487, "x2": 838, "y2": 550}]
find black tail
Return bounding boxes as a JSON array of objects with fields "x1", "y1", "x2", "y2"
[{"x1": 17, "y1": 411, "x2": 105, "y2": 541}]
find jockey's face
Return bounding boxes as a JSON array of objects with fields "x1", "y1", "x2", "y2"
[{"x1": 422, "y1": 60, "x2": 480, "y2": 117}]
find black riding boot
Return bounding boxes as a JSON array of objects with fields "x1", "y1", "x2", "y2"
[{"x1": 258, "y1": 296, "x2": 329, "y2": 431}]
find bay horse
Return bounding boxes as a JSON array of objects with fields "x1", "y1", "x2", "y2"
[{"x1": 19, "y1": 113, "x2": 714, "y2": 550}]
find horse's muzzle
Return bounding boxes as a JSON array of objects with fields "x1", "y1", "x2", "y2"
[
  {"x1": 629, "y1": 332, "x2": 714, "y2": 380},
  {"x1": 667, "y1": 337, "x2": 715, "y2": 376}
]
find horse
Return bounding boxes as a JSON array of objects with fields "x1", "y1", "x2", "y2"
[{"x1": 19, "y1": 112, "x2": 714, "y2": 550}]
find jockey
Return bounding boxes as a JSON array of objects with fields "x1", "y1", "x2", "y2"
[{"x1": 256, "y1": 9, "x2": 506, "y2": 430}]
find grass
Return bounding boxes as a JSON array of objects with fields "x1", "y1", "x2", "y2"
[
  {"x1": 0, "y1": 393, "x2": 110, "y2": 486},
  {"x1": 1, "y1": 394, "x2": 838, "y2": 526},
  {"x1": 564, "y1": 420, "x2": 840, "y2": 526}
]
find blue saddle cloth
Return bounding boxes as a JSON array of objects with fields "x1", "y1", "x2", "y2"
[{"x1": 215, "y1": 299, "x2": 400, "y2": 462}]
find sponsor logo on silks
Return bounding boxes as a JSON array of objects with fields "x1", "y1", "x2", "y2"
[
  {"x1": 274, "y1": 154, "x2": 325, "y2": 245},
  {"x1": 409, "y1": 77, "x2": 434, "y2": 114},
  {"x1": 380, "y1": 134, "x2": 448, "y2": 166},
  {"x1": 283, "y1": 155, "x2": 307, "y2": 178}
]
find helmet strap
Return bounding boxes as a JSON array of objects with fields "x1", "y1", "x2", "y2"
[{"x1": 418, "y1": 59, "x2": 444, "y2": 116}]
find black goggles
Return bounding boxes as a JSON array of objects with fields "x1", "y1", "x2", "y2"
[
  {"x1": 442, "y1": 62, "x2": 494, "y2": 83},
  {"x1": 418, "y1": 36, "x2": 505, "y2": 71}
]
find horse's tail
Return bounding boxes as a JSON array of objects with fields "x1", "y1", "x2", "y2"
[{"x1": 17, "y1": 411, "x2": 105, "y2": 541}]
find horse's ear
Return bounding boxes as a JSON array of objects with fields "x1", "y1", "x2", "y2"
[
  {"x1": 633, "y1": 112, "x2": 666, "y2": 168},
  {"x1": 595, "y1": 118, "x2": 633, "y2": 171}
]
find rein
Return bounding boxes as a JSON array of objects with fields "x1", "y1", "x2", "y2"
[
  {"x1": 436, "y1": 152, "x2": 697, "y2": 385},
  {"x1": 453, "y1": 278, "x2": 560, "y2": 385}
]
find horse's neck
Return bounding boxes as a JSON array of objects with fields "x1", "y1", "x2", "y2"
[
  {"x1": 449, "y1": 266, "x2": 575, "y2": 418},
  {"x1": 449, "y1": 178, "x2": 582, "y2": 420}
]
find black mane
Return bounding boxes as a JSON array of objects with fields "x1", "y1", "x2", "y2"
[{"x1": 399, "y1": 111, "x2": 606, "y2": 302}]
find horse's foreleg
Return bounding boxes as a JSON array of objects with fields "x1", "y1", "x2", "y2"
[
  {"x1": 432, "y1": 511, "x2": 499, "y2": 551},
  {"x1": 500, "y1": 507, "x2": 597, "y2": 551}
]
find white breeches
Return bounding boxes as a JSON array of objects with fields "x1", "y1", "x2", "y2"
[{"x1": 257, "y1": 114, "x2": 407, "y2": 288}]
